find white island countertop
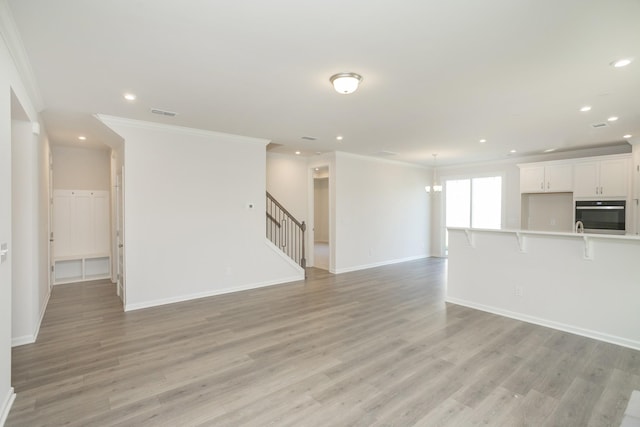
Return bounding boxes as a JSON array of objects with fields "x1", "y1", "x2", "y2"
[{"x1": 446, "y1": 227, "x2": 640, "y2": 351}]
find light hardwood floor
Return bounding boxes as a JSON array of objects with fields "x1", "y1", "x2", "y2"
[{"x1": 7, "y1": 258, "x2": 640, "y2": 426}]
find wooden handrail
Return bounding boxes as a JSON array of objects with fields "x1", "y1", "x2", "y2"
[
  {"x1": 266, "y1": 191, "x2": 305, "y2": 230},
  {"x1": 265, "y1": 191, "x2": 306, "y2": 270}
]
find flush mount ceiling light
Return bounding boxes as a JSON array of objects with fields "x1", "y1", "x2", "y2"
[
  {"x1": 479, "y1": 139, "x2": 487, "y2": 143},
  {"x1": 425, "y1": 154, "x2": 442, "y2": 193},
  {"x1": 624, "y1": 134, "x2": 632, "y2": 139},
  {"x1": 123, "y1": 93, "x2": 136, "y2": 101},
  {"x1": 580, "y1": 105, "x2": 592, "y2": 112},
  {"x1": 611, "y1": 58, "x2": 632, "y2": 68},
  {"x1": 336, "y1": 135, "x2": 344, "y2": 141},
  {"x1": 78, "y1": 136, "x2": 86, "y2": 141},
  {"x1": 295, "y1": 151, "x2": 301, "y2": 155},
  {"x1": 608, "y1": 116, "x2": 619, "y2": 122},
  {"x1": 330, "y1": 73, "x2": 363, "y2": 94}
]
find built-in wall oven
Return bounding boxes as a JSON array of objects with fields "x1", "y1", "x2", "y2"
[{"x1": 575, "y1": 200, "x2": 626, "y2": 234}]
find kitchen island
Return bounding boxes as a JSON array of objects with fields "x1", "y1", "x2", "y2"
[{"x1": 447, "y1": 228, "x2": 640, "y2": 350}]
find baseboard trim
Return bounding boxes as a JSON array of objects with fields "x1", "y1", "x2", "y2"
[
  {"x1": 124, "y1": 274, "x2": 303, "y2": 312},
  {"x1": 446, "y1": 296, "x2": 640, "y2": 351},
  {"x1": 12, "y1": 286, "x2": 51, "y2": 347},
  {"x1": 0, "y1": 388, "x2": 16, "y2": 427},
  {"x1": 333, "y1": 255, "x2": 428, "y2": 275}
]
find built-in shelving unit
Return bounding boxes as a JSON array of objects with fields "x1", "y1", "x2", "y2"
[
  {"x1": 54, "y1": 254, "x2": 111, "y2": 284},
  {"x1": 53, "y1": 189, "x2": 111, "y2": 285}
]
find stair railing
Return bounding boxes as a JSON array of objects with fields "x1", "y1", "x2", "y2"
[{"x1": 266, "y1": 191, "x2": 306, "y2": 269}]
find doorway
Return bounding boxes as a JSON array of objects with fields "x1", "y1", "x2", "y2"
[{"x1": 311, "y1": 166, "x2": 330, "y2": 271}]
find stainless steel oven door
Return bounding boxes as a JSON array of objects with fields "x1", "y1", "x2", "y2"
[{"x1": 575, "y1": 201, "x2": 626, "y2": 234}]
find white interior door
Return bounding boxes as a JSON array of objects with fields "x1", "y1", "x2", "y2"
[
  {"x1": 116, "y1": 169, "x2": 125, "y2": 303},
  {"x1": 49, "y1": 158, "x2": 54, "y2": 287}
]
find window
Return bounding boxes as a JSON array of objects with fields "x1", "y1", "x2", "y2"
[{"x1": 445, "y1": 175, "x2": 502, "y2": 250}]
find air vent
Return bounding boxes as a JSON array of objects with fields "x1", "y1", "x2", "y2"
[
  {"x1": 591, "y1": 122, "x2": 608, "y2": 128},
  {"x1": 301, "y1": 136, "x2": 317, "y2": 141},
  {"x1": 150, "y1": 108, "x2": 177, "y2": 117},
  {"x1": 374, "y1": 151, "x2": 398, "y2": 156}
]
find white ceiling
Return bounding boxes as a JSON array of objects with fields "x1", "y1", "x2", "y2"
[{"x1": 7, "y1": 0, "x2": 640, "y2": 165}]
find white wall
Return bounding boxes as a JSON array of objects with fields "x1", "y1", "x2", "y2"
[
  {"x1": 98, "y1": 116, "x2": 303, "y2": 311},
  {"x1": 52, "y1": 146, "x2": 110, "y2": 190},
  {"x1": 333, "y1": 152, "x2": 430, "y2": 273},
  {"x1": 0, "y1": 1, "x2": 48, "y2": 420},
  {"x1": 448, "y1": 228, "x2": 640, "y2": 350},
  {"x1": 265, "y1": 153, "x2": 308, "y2": 221}
]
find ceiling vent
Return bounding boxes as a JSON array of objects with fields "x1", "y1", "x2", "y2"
[
  {"x1": 151, "y1": 108, "x2": 177, "y2": 117},
  {"x1": 301, "y1": 136, "x2": 317, "y2": 141},
  {"x1": 591, "y1": 122, "x2": 608, "y2": 128},
  {"x1": 374, "y1": 150, "x2": 398, "y2": 156}
]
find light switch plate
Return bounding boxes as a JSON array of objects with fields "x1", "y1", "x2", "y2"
[{"x1": 0, "y1": 243, "x2": 8, "y2": 264}]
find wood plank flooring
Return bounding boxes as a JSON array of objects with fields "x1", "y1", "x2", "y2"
[{"x1": 7, "y1": 258, "x2": 640, "y2": 426}]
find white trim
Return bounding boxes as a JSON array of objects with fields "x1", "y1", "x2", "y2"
[
  {"x1": 124, "y1": 274, "x2": 303, "y2": 312},
  {"x1": 446, "y1": 296, "x2": 640, "y2": 352},
  {"x1": 264, "y1": 239, "x2": 306, "y2": 273},
  {"x1": 333, "y1": 255, "x2": 429, "y2": 275},
  {"x1": 0, "y1": 388, "x2": 16, "y2": 427},
  {"x1": 0, "y1": 0, "x2": 44, "y2": 111},
  {"x1": 95, "y1": 114, "x2": 270, "y2": 146},
  {"x1": 12, "y1": 286, "x2": 51, "y2": 347},
  {"x1": 336, "y1": 150, "x2": 429, "y2": 170}
]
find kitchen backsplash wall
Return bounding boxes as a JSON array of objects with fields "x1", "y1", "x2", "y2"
[{"x1": 521, "y1": 192, "x2": 574, "y2": 232}]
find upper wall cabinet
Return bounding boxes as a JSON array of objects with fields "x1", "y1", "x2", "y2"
[
  {"x1": 520, "y1": 164, "x2": 573, "y2": 193},
  {"x1": 573, "y1": 158, "x2": 629, "y2": 198}
]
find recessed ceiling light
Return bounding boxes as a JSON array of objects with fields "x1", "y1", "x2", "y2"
[
  {"x1": 78, "y1": 136, "x2": 87, "y2": 141},
  {"x1": 295, "y1": 151, "x2": 301, "y2": 155},
  {"x1": 580, "y1": 106, "x2": 592, "y2": 112},
  {"x1": 623, "y1": 134, "x2": 632, "y2": 139},
  {"x1": 608, "y1": 116, "x2": 619, "y2": 122},
  {"x1": 544, "y1": 148, "x2": 556, "y2": 153},
  {"x1": 336, "y1": 136, "x2": 343, "y2": 141},
  {"x1": 315, "y1": 168, "x2": 319, "y2": 171},
  {"x1": 611, "y1": 58, "x2": 632, "y2": 68},
  {"x1": 479, "y1": 139, "x2": 486, "y2": 143},
  {"x1": 123, "y1": 93, "x2": 137, "y2": 101},
  {"x1": 510, "y1": 149, "x2": 517, "y2": 154}
]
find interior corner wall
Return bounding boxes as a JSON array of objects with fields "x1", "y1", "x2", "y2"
[
  {"x1": 333, "y1": 152, "x2": 430, "y2": 273},
  {"x1": 98, "y1": 117, "x2": 303, "y2": 310},
  {"x1": 11, "y1": 119, "x2": 38, "y2": 345},
  {"x1": 265, "y1": 153, "x2": 308, "y2": 221},
  {"x1": 52, "y1": 145, "x2": 110, "y2": 190}
]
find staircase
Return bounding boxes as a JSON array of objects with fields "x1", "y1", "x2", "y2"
[{"x1": 266, "y1": 192, "x2": 306, "y2": 269}]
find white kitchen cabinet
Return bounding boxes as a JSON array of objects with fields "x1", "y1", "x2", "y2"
[
  {"x1": 573, "y1": 159, "x2": 628, "y2": 198},
  {"x1": 519, "y1": 164, "x2": 572, "y2": 193}
]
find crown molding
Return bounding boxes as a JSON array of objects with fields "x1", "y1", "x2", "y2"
[
  {"x1": 95, "y1": 114, "x2": 271, "y2": 146},
  {"x1": 0, "y1": 0, "x2": 45, "y2": 111}
]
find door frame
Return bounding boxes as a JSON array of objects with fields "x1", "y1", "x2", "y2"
[{"x1": 307, "y1": 163, "x2": 333, "y2": 272}]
